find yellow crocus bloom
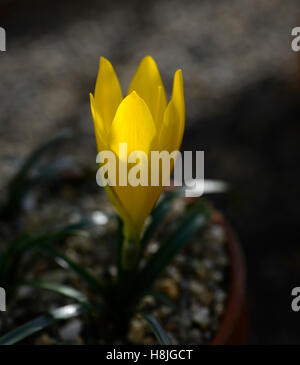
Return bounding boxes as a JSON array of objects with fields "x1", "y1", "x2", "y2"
[{"x1": 90, "y1": 56, "x2": 185, "y2": 260}]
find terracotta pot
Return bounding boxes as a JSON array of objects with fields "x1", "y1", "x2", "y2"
[{"x1": 210, "y1": 211, "x2": 249, "y2": 345}]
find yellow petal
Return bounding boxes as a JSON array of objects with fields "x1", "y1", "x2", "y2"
[
  {"x1": 171, "y1": 69, "x2": 185, "y2": 148},
  {"x1": 90, "y1": 57, "x2": 185, "y2": 245},
  {"x1": 105, "y1": 185, "x2": 134, "y2": 227},
  {"x1": 157, "y1": 100, "x2": 180, "y2": 153},
  {"x1": 127, "y1": 56, "x2": 167, "y2": 126},
  {"x1": 114, "y1": 185, "x2": 162, "y2": 241},
  {"x1": 94, "y1": 57, "x2": 123, "y2": 131},
  {"x1": 108, "y1": 91, "x2": 160, "y2": 238},
  {"x1": 110, "y1": 91, "x2": 156, "y2": 157},
  {"x1": 90, "y1": 93, "x2": 109, "y2": 151},
  {"x1": 154, "y1": 85, "x2": 167, "y2": 133}
]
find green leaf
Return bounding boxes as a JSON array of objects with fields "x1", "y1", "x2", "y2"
[
  {"x1": 25, "y1": 158, "x2": 75, "y2": 188},
  {"x1": 140, "y1": 311, "x2": 171, "y2": 345},
  {"x1": 139, "y1": 202, "x2": 210, "y2": 291},
  {"x1": 20, "y1": 281, "x2": 91, "y2": 306},
  {"x1": 11, "y1": 131, "x2": 71, "y2": 185},
  {"x1": 142, "y1": 290, "x2": 177, "y2": 310},
  {"x1": 140, "y1": 191, "x2": 180, "y2": 255},
  {"x1": 0, "y1": 233, "x2": 29, "y2": 286},
  {"x1": 3, "y1": 130, "x2": 71, "y2": 216},
  {"x1": 16, "y1": 221, "x2": 91, "y2": 254},
  {"x1": 40, "y1": 246, "x2": 105, "y2": 295},
  {"x1": 0, "y1": 220, "x2": 93, "y2": 285},
  {"x1": 0, "y1": 304, "x2": 86, "y2": 345},
  {"x1": 0, "y1": 220, "x2": 93, "y2": 290}
]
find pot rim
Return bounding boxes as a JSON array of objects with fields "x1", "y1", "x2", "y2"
[{"x1": 210, "y1": 211, "x2": 246, "y2": 345}]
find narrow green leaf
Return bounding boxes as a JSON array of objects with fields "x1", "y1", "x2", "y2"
[
  {"x1": 20, "y1": 281, "x2": 90, "y2": 306},
  {"x1": 142, "y1": 290, "x2": 177, "y2": 310},
  {"x1": 18, "y1": 219, "x2": 93, "y2": 253},
  {"x1": 11, "y1": 131, "x2": 71, "y2": 185},
  {"x1": 139, "y1": 203, "x2": 210, "y2": 291},
  {"x1": 140, "y1": 311, "x2": 171, "y2": 345},
  {"x1": 0, "y1": 233, "x2": 29, "y2": 285},
  {"x1": 40, "y1": 246, "x2": 105, "y2": 294},
  {"x1": 0, "y1": 220, "x2": 92, "y2": 284},
  {"x1": 0, "y1": 304, "x2": 86, "y2": 345},
  {"x1": 3, "y1": 131, "x2": 71, "y2": 215},
  {"x1": 25, "y1": 159, "x2": 75, "y2": 188},
  {"x1": 140, "y1": 191, "x2": 180, "y2": 254}
]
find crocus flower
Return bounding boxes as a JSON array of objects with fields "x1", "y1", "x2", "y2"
[{"x1": 90, "y1": 56, "x2": 185, "y2": 262}]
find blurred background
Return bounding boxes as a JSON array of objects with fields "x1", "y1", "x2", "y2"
[{"x1": 0, "y1": 0, "x2": 300, "y2": 344}]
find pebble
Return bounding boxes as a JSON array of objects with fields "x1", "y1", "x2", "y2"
[
  {"x1": 91, "y1": 211, "x2": 109, "y2": 225},
  {"x1": 146, "y1": 242, "x2": 159, "y2": 255},
  {"x1": 165, "y1": 266, "x2": 182, "y2": 283},
  {"x1": 172, "y1": 199, "x2": 186, "y2": 214},
  {"x1": 215, "y1": 289, "x2": 227, "y2": 303},
  {"x1": 108, "y1": 265, "x2": 117, "y2": 278},
  {"x1": 192, "y1": 305, "x2": 210, "y2": 329},
  {"x1": 140, "y1": 295, "x2": 156, "y2": 308},
  {"x1": 214, "y1": 302, "x2": 225, "y2": 316},
  {"x1": 59, "y1": 319, "x2": 82, "y2": 342},
  {"x1": 155, "y1": 278, "x2": 180, "y2": 300},
  {"x1": 205, "y1": 225, "x2": 226, "y2": 244},
  {"x1": 127, "y1": 318, "x2": 147, "y2": 344},
  {"x1": 188, "y1": 281, "x2": 213, "y2": 306},
  {"x1": 187, "y1": 328, "x2": 203, "y2": 344},
  {"x1": 157, "y1": 305, "x2": 173, "y2": 319},
  {"x1": 210, "y1": 270, "x2": 223, "y2": 282}
]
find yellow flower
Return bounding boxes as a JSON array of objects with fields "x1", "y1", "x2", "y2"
[{"x1": 90, "y1": 56, "x2": 185, "y2": 247}]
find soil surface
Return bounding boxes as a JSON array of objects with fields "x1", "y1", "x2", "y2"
[{"x1": 0, "y1": 179, "x2": 229, "y2": 345}]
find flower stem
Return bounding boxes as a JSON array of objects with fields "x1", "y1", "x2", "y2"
[{"x1": 121, "y1": 236, "x2": 140, "y2": 271}]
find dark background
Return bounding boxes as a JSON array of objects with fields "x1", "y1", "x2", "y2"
[{"x1": 1, "y1": 0, "x2": 300, "y2": 344}]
